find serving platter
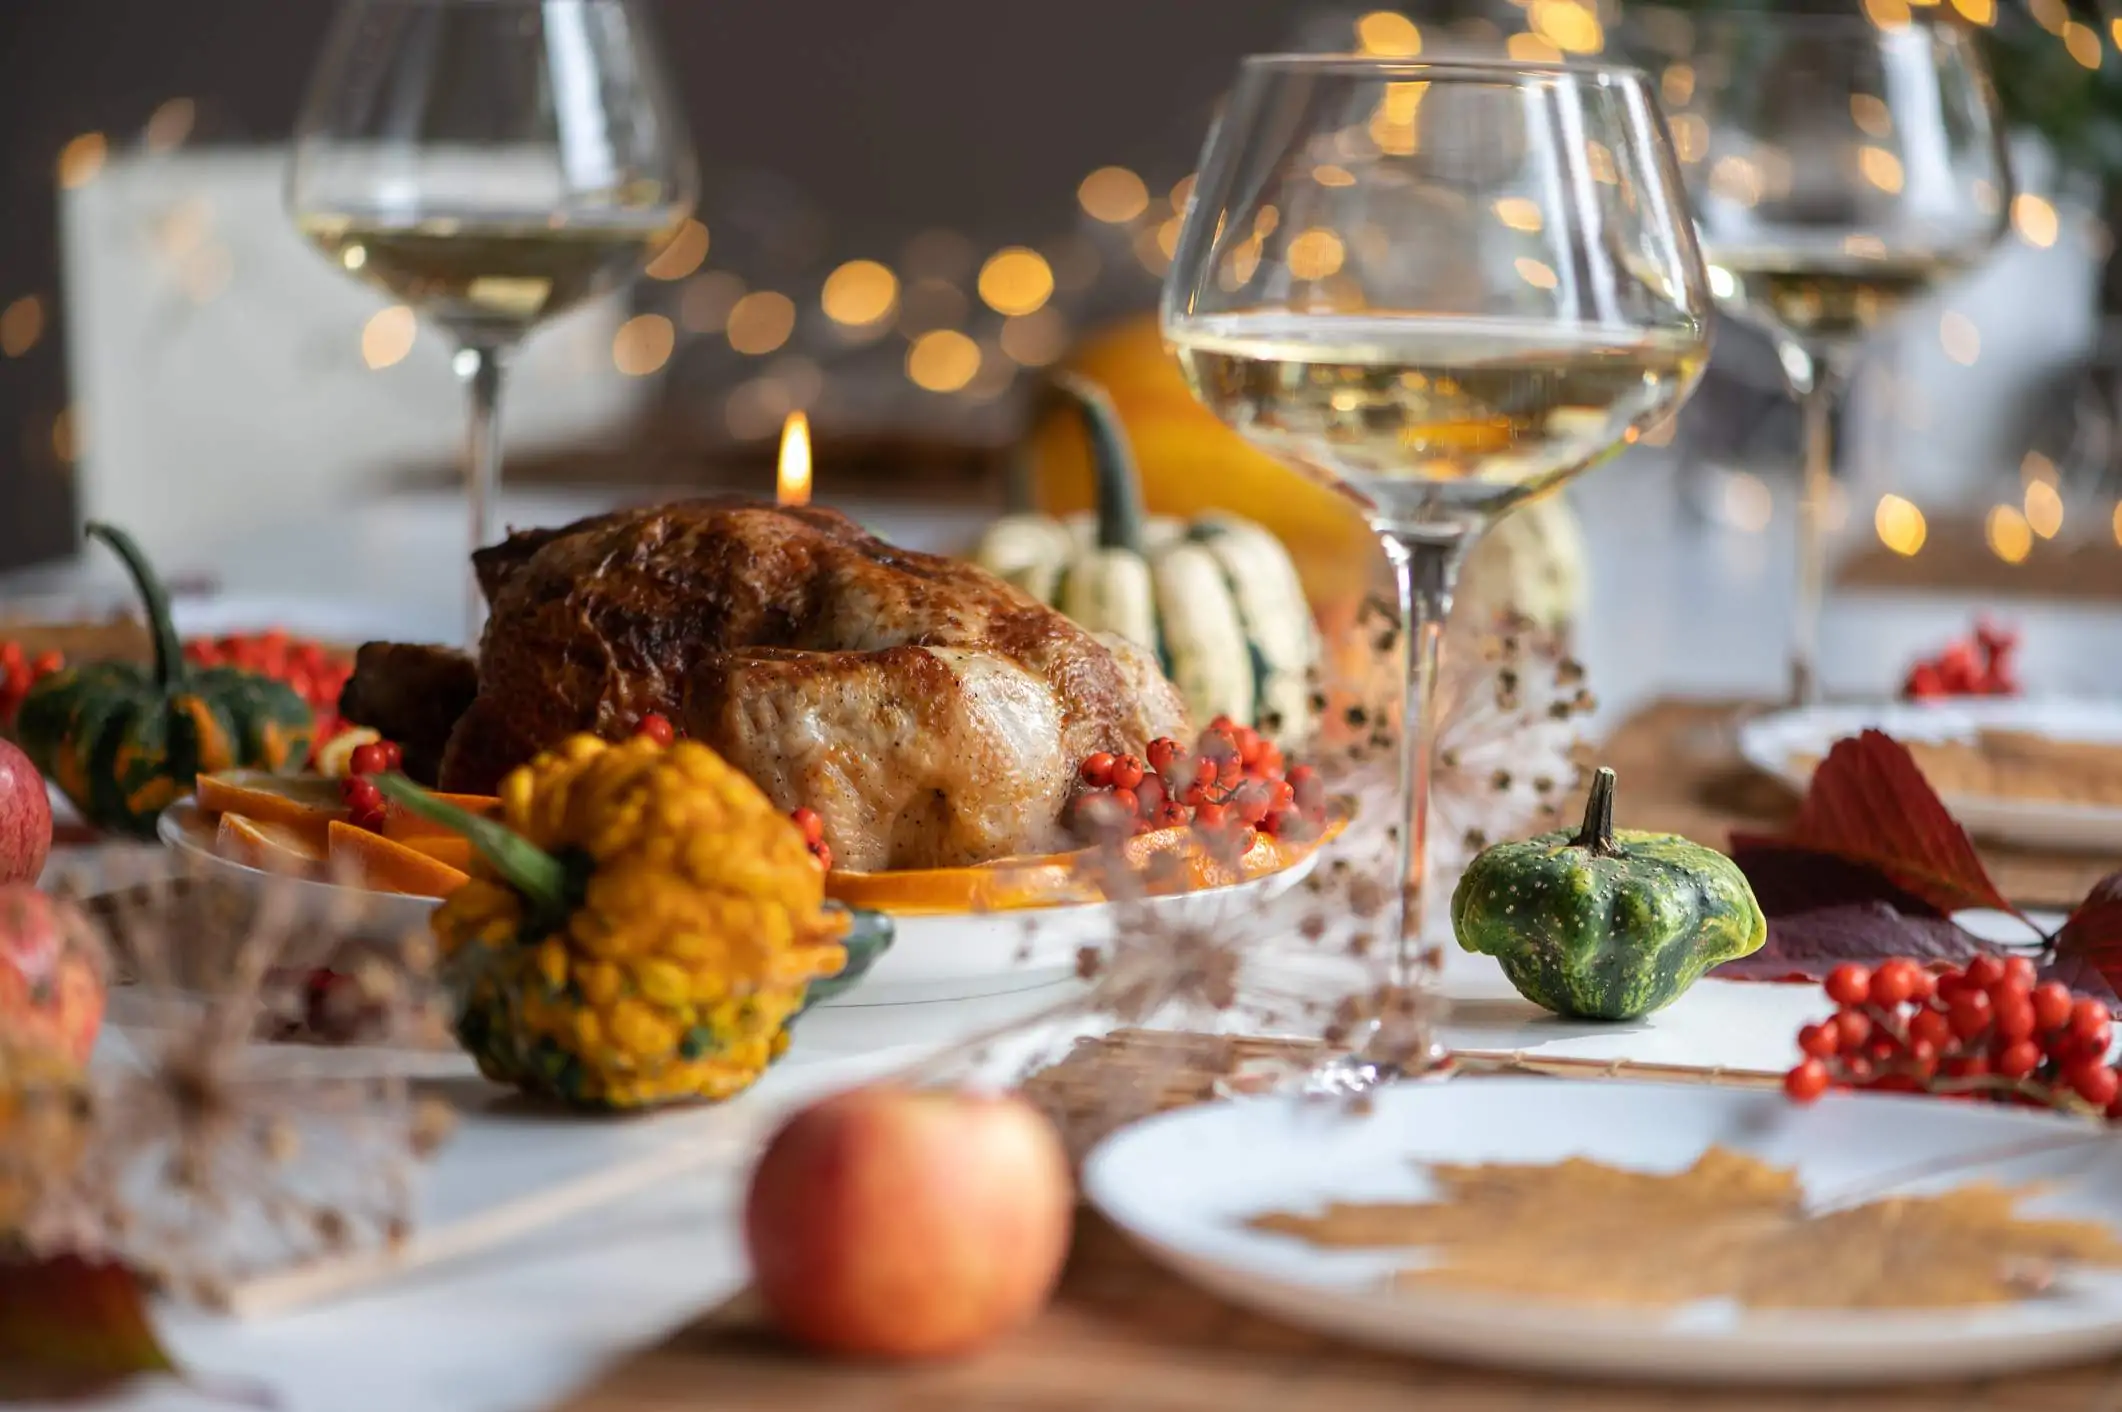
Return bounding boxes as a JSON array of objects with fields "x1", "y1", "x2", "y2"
[
  {"x1": 158, "y1": 800, "x2": 1331, "y2": 1006},
  {"x1": 1737, "y1": 697, "x2": 2122, "y2": 853},
  {"x1": 1084, "y1": 1077, "x2": 2122, "y2": 1386}
]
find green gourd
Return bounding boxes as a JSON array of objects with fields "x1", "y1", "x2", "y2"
[
  {"x1": 16, "y1": 523, "x2": 314, "y2": 837},
  {"x1": 1451, "y1": 768, "x2": 1766, "y2": 1021}
]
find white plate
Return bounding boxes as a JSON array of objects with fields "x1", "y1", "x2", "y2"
[
  {"x1": 1084, "y1": 1078, "x2": 2122, "y2": 1386},
  {"x1": 1737, "y1": 697, "x2": 2122, "y2": 853},
  {"x1": 158, "y1": 801, "x2": 1327, "y2": 1007}
]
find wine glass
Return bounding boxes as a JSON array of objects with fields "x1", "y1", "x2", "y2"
[
  {"x1": 288, "y1": 0, "x2": 697, "y2": 643},
  {"x1": 1664, "y1": 8, "x2": 2012, "y2": 704},
  {"x1": 1163, "y1": 57, "x2": 1713, "y2": 1075}
]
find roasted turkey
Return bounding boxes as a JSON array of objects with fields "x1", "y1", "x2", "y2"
[{"x1": 342, "y1": 500, "x2": 1190, "y2": 871}]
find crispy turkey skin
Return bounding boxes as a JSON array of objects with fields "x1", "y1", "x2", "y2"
[{"x1": 350, "y1": 500, "x2": 1190, "y2": 871}]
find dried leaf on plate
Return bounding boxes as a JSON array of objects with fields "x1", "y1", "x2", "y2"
[
  {"x1": 1250, "y1": 1147, "x2": 2122, "y2": 1310},
  {"x1": 2055, "y1": 873, "x2": 2122, "y2": 1002}
]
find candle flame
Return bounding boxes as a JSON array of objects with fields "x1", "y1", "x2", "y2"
[{"x1": 776, "y1": 411, "x2": 812, "y2": 506}]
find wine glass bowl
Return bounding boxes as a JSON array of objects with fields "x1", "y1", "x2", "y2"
[
  {"x1": 1162, "y1": 56, "x2": 1714, "y2": 1075},
  {"x1": 1657, "y1": 9, "x2": 2012, "y2": 700},
  {"x1": 289, "y1": 0, "x2": 697, "y2": 639}
]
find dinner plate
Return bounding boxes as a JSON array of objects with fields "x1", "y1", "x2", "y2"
[
  {"x1": 1085, "y1": 1078, "x2": 2122, "y2": 1386},
  {"x1": 158, "y1": 801, "x2": 1329, "y2": 1006},
  {"x1": 1737, "y1": 697, "x2": 2122, "y2": 853}
]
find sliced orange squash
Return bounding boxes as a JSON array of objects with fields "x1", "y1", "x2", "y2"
[
  {"x1": 399, "y1": 833, "x2": 473, "y2": 872},
  {"x1": 196, "y1": 771, "x2": 345, "y2": 839},
  {"x1": 824, "y1": 813, "x2": 1347, "y2": 915},
  {"x1": 327, "y1": 820, "x2": 468, "y2": 899},
  {"x1": 382, "y1": 793, "x2": 500, "y2": 843},
  {"x1": 215, "y1": 811, "x2": 329, "y2": 872}
]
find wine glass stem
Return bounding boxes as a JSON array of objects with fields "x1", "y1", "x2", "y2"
[
  {"x1": 460, "y1": 343, "x2": 511, "y2": 649},
  {"x1": 1790, "y1": 359, "x2": 1847, "y2": 707},
  {"x1": 1377, "y1": 525, "x2": 1473, "y2": 991}
]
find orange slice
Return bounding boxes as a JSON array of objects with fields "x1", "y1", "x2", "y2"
[
  {"x1": 196, "y1": 771, "x2": 344, "y2": 839},
  {"x1": 327, "y1": 820, "x2": 469, "y2": 899},
  {"x1": 215, "y1": 811, "x2": 328, "y2": 872},
  {"x1": 383, "y1": 793, "x2": 500, "y2": 843},
  {"x1": 823, "y1": 813, "x2": 1347, "y2": 916},
  {"x1": 400, "y1": 833, "x2": 473, "y2": 872}
]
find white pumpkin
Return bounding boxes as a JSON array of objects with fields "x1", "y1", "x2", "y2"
[{"x1": 973, "y1": 375, "x2": 1321, "y2": 742}]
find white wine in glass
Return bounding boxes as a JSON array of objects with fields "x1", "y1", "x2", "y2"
[
  {"x1": 289, "y1": 0, "x2": 698, "y2": 644},
  {"x1": 1163, "y1": 57, "x2": 1713, "y2": 1083},
  {"x1": 1665, "y1": 10, "x2": 2012, "y2": 703}
]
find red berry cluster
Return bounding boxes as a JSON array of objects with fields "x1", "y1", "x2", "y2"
[
  {"x1": 0, "y1": 642, "x2": 66, "y2": 726},
  {"x1": 790, "y1": 806, "x2": 831, "y2": 872},
  {"x1": 1901, "y1": 619, "x2": 2019, "y2": 701},
  {"x1": 1784, "y1": 955, "x2": 2122, "y2": 1115},
  {"x1": 338, "y1": 738, "x2": 405, "y2": 833},
  {"x1": 635, "y1": 712, "x2": 678, "y2": 747},
  {"x1": 1071, "y1": 716, "x2": 1330, "y2": 848}
]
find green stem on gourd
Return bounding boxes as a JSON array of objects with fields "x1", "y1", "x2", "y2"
[
  {"x1": 1051, "y1": 372, "x2": 1148, "y2": 555},
  {"x1": 85, "y1": 522, "x2": 186, "y2": 691},
  {"x1": 1573, "y1": 767, "x2": 1619, "y2": 858},
  {"x1": 372, "y1": 773, "x2": 572, "y2": 918}
]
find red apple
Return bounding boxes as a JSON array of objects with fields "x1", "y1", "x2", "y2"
[
  {"x1": 744, "y1": 1085, "x2": 1073, "y2": 1360},
  {"x1": 0, "y1": 737, "x2": 50, "y2": 884},
  {"x1": 0, "y1": 886, "x2": 106, "y2": 1063}
]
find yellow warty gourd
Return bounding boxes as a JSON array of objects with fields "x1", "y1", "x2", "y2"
[{"x1": 425, "y1": 735, "x2": 848, "y2": 1110}]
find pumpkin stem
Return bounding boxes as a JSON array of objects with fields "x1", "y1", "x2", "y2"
[
  {"x1": 85, "y1": 522, "x2": 186, "y2": 690},
  {"x1": 371, "y1": 774, "x2": 572, "y2": 918},
  {"x1": 1051, "y1": 373, "x2": 1148, "y2": 555},
  {"x1": 1573, "y1": 767, "x2": 1619, "y2": 857}
]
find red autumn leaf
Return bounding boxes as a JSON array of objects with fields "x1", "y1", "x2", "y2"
[
  {"x1": 1763, "y1": 729, "x2": 2019, "y2": 919},
  {"x1": 2054, "y1": 873, "x2": 2122, "y2": 1003},
  {"x1": 1713, "y1": 904, "x2": 1989, "y2": 981},
  {"x1": 0, "y1": 1254, "x2": 175, "y2": 1401}
]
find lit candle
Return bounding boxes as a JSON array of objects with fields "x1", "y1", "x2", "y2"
[{"x1": 776, "y1": 411, "x2": 812, "y2": 506}]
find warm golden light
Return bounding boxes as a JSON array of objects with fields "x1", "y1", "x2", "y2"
[
  {"x1": 1313, "y1": 164, "x2": 1358, "y2": 189},
  {"x1": 2030, "y1": 0, "x2": 2069, "y2": 36},
  {"x1": 644, "y1": 219, "x2": 709, "y2": 281},
  {"x1": 1077, "y1": 167, "x2": 1149, "y2": 224},
  {"x1": 0, "y1": 297, "x2": 44, "y2": 359},
  {"x1": 727, "y1": 291, "x2": 796, "y2": 355},
  {"x1": 907, "y1": 330, "x2": 980, "y2": 392},
  {"x1": 1952, "y1": 0, "x2": 1996, "y2": 22},
  {"x1": 1874, "y1": 494, "x2": 1928, "y2": 557},
  {"x1": 1515, "y1": 257, "x2": 1560, "y2": 291},
  {"x1": 1858, "y1": 147, "x2": 1905, "y2": 194},
  {"x1": 1287, "y1": 229, "x2": 1347, "y2": 281},
  {"x1": 2022, "y1": 450, "x2": 2059, "y2": 486},
  {"x1": 1154, "y1": 218, "x2": 1183, "y2": 261},
  {"x1": 2025, "y1": 479, "x2": 2065, "y2": 539},
  {"x1": 1000, "y1": 308, "x2": 1069, "y2": 368},
  {"x1": 1493, "y1": 197, "x2": 1544, "y2": 233},
  {"x1": 1709, "y1": 155, "x2": 1763, "y2": 207},
  {"x1": 1355, "y1": 11, "x2": 1422, "y2": 55},
  {"x1": 1670, "y1": 113, "x2": 1709, "y2": 165},
  {"x1": 145, "y1": 98, "x2": 195, "y2": 153},
  {"x1": 612, "y1": 314, "x2": 675, "y2": 377},
  {"x1": 51, "y1": 407, "x2": 78, "y2": 464},
  {"x1": 361, "y1": 305, "x2": 417, "y2": 370},
  {"x1": 1506, "y1": 32, "x2": 1563, "y2": 62},
  {"x1": 2064, "y1": 21, "x2": 2104, "y2": 68},
  {"x1": 1986, "y1": 504, "x2": 2033, "y2": 564},
  {"x1": 821, "y1": 259, "x2": 898, "y2": 326},
  {"x1": 1531, "y1": 0, "x2": 1603, "y2": 53},
  {"x1": 57, "y1": 133, "x2": 107, "y2": 189},
  {"x1": 776, "y1": 411, "x2": 812, "y2": 506},
  {"x1": 2013, "y1": 194, "x2": 2060, "y2": 249},
  {"x1": 1850, "y1": 95, "x2": 1891, "y2": 138},
  {"x1": 977, "y1": 248, "x2": 1054, "y2": 317},
  {"x1": 2113, "y1": 501, "x2": 2122, "y2": 546},
  {"x1": 1661, "y1": 64, "x2": 1695, "y2": 106},
  {"x1": 1862, "y1": 0, "x2": 1911, "y2": 27},
  {"x1": 1939, "y1": 311, "x2": 1980, "y2": 366}
]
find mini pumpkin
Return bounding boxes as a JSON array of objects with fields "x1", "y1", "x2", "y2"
[
  {"x1": 380, "y1": 734, "x2": 887, "y2": 1111},
  {"x1": 17, "y1": 523, "x2": 313, "y2": 837},
  {"x1": 975, "y1": 374, "x2": 1321, "y2": 742},
  {"x1": 1451, "y1": 768, "x2": 1767, "y2": 1021}
]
